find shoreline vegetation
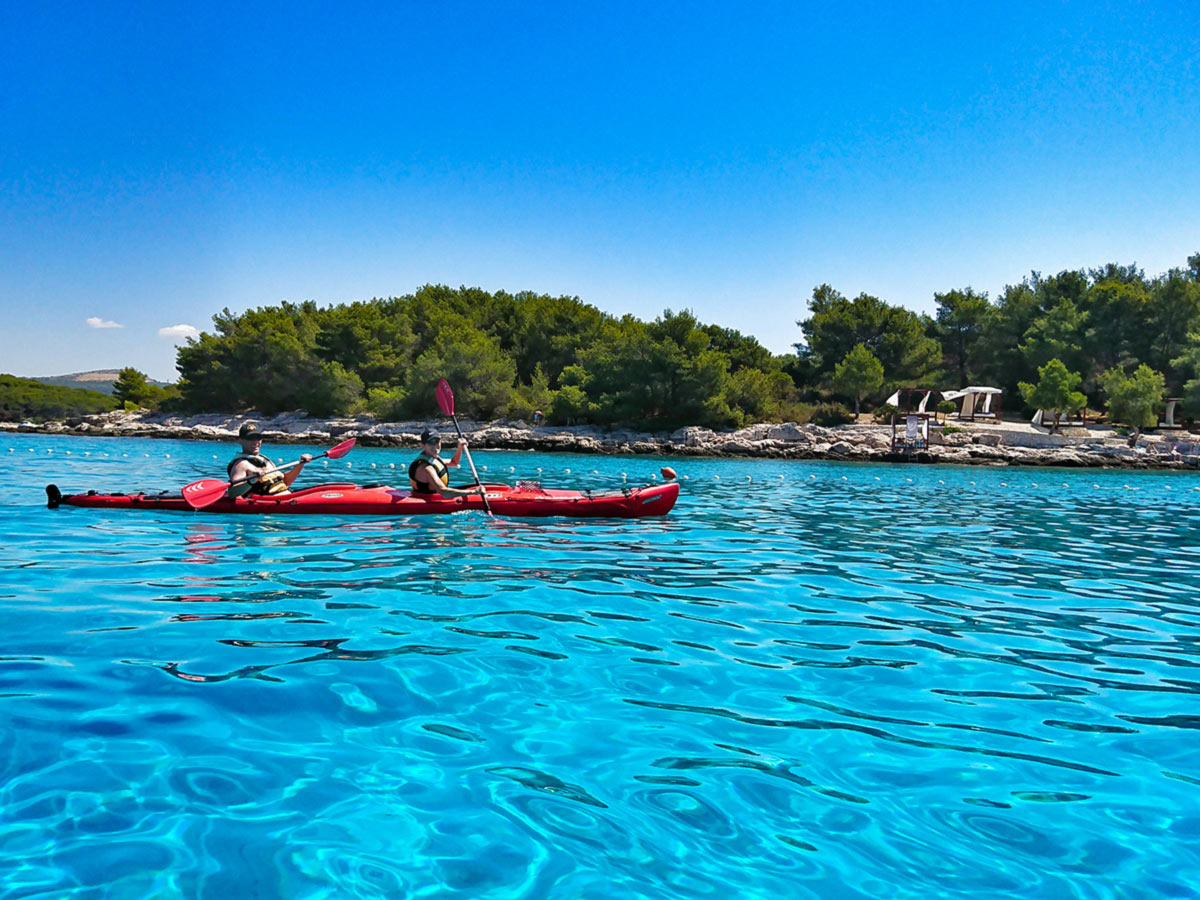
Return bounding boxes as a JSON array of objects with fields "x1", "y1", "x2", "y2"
[
  {"x1": 6, "y1": 254, "x2": 1200, "y2": 466},
  {"x1": 7, "y1": 409, "x2": 1199, "y2": 471}
]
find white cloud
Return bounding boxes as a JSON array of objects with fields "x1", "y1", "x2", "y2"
[
  {"x1": 158, "y1": 324, "x2": 200, "y2": 340},
  {"x1": 86, "y1": 316, "x2": 123, "y2": 329}
]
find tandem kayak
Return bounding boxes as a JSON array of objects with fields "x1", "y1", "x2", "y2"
[{"x1": 45, "y1": 481, "x2": 680, "y2": 519}]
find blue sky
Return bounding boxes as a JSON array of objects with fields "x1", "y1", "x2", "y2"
[{"x1": 2, "y1": 1, "x2": 1197, "y2": 382}]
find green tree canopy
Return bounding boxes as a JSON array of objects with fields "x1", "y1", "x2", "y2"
[
  {"x1": 798, "y1": 285, "x2": 941, "y2": 386},
  {"x1": 404, "y1": 326, "x2": 517, "y2": 420},
  {"x1": 932, "y1": 287, "x2": 992, "y2": 386},
  {"x1": 164, "y1": 252, "x2": 1200, "y2": 429},
  {"x1": 113, "y1": 367, "x2": 171, "y2": 410},
  {"x1": 1101, "y1": 364, "x2": 1165, "y2": 442},
  {"x1": 1018, "y1": 359, "x2": 1087, "y2": 433},
  {"x1": 576, "y1": 311, "x2": 736, "y2": 429},
  {"x1": 1170, "y1": 332, "x2": 1200, "y2": 419},
  {"x1": 832, "y1": 344, "x2": 884, "y2": 415}
]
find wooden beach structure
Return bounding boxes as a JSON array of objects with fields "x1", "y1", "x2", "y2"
[{"x1": 940, "y1": 386, "x2": 1002, "y2": 421}]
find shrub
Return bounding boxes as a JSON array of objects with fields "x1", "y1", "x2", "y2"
[
  {"x1": 777, "y1": 401, "x2": 816, "y2": 424},
  {"x1": 811, "y1": 402, "x2": 854, "y2": 426},
  {"x1": 872, "y1": 403, "x2": 900, "y2": 423},
  {"x1": 942, "y1": 425, "x2": 962, "y2": 435},
  {"x1": 365, "y1": 386, "x2": 408, "y2": 421}
]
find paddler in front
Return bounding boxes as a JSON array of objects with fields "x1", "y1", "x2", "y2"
[
  {"x1": 409, "y1": 429, "x2": 484, "y2": 497},
  {"x1": 227, "y1": 421, "x2": 312, "y2": 498}
]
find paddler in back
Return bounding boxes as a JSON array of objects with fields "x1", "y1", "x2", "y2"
[
  {"x1": 408, "y1": 429, "x2": 483, "y2": 497},
  {"x1": 227, "y1": 422, "x2": 312, "y2": 498}
]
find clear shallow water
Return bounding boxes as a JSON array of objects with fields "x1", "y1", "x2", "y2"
[{"x1": 3, "y1": 433, "x2": 1200, "y2": 899}]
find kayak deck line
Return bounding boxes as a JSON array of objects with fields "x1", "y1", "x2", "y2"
[{"x1": 45, "y1": 481, "x2": 680, "y2": 519}]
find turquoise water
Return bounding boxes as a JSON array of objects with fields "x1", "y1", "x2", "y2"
[{"x1": 3, "y1": 433, "x2": 1200, "y2": 899}]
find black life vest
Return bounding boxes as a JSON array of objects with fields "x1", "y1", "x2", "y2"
[
  {"x1": 409, "y1": 453, "x2": 449, "y2": 494},
  {"x1": 227, "y1": 453, "x2": 288, "y2": 495}
]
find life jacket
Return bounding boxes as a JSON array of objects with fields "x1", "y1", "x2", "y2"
[
  {"x1": 227, "y1": 453, "x2": 288, "y2": 495},
  {"x1": 409, "y1": 452, "x2": 449, "y2": 494}
]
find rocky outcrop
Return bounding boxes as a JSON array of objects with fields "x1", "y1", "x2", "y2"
[{"x1": 4, "y1": 411, "x2": 1198, "y2": 470}]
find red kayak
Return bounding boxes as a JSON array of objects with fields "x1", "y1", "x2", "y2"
[{"x1": 46, "y1": 481, "x2": 680, "y2": 519}]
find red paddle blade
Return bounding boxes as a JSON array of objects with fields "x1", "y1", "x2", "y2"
[
  {"x1": 436, "y1": 379, "x2": 455, "y2": 416},
  {"x1": 182, "y1": 479, "x2": 230, "y2": 509},
  {"x1": 325, "y1": 438, "x2": 357, "y2": 460}
]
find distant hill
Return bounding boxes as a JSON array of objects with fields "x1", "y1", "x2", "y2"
[
  {"x1": 1, "y1": 374, "x2": 119, "y2": 421},
  {"x1": 33, "y1": 369, "x2": 168, "y2": 396}
]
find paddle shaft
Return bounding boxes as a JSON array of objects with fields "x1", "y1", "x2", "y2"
[{"x1": 447, "y1": 413, "x2": 492, "y2": 516}]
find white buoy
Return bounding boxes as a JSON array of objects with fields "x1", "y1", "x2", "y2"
[
  {"x1": 969, "y1": 481, "x2": 975, "y2": 485},
  {"x1": 592, "y1": 470, "x2": 598, "y2": 474},
  {"x1": 388, "y1": 463, "x2": 395, "y2": 468},
  {"x1": 536, "y1": 467, "x2": 542, "y2": 473},
  {"x1": 621, "y1": 473, "x2": 627, "y2": 481},
  {"x1": 509, "y1": 466, "x2": 515, "y2": 472},
  {"x1": 564, "y1": 468, "x2": 571, "y2": 474},
  {"x1": 346, "y1": 462, "x2": 352, "y2": 468},
  {"x1": 481, "y1": 465, "x2": 487, "y2": 471},
  {"x1": 747, "y1": 475, "x2": 752, "y2": 482},
  {"x1": 842, "y1": 476, "x2": 848, "y2": 480},
  {"x1": 370, "y1": 463, "x2": 376, "y2": 468},
  {"x1": 165, "y1": 454, "x2": 170, "y2": 458},
  {"x1": 1001, "y1": 482, "x2": 1007, "y2": 487},
  {"x1": 937, "y1": 480, "x2": 944, "y2": 484},
  {"x1": 1032, "y1": 483, "x2": 1038, "y2": 488},
  {"x1": 714, "y1": 475, "x2": 720, "y2": 480},
  {"x1": 809, "y1": 474, "x2": 816, "y2": 479},
  {"x1": 323, "y1": 460, "x2": 328, "y2": 466},
  {"x1": 778, "y1": 475, "x2": 784, "y2": 479},
  {"x1": 84, "y1": 451, "x2": 90, "y2": 456}
]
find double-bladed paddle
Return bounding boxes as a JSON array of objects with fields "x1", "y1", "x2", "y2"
[
  {"x1": 436, "y1": 378, "x2": 493, "y2": 516},
  {"x1": 181, "y1": 438, "x2": 357, "y2": 509}
]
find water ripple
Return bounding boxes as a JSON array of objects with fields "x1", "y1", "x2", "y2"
[{"x1": 3, "y1": 435, "x2": 1200, "y2": 897}]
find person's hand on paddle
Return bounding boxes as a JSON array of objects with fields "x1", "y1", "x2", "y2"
[
  {"x1": 279, "y1": 453, "x2": 314, "y2": 491},
  {"x1": 447, "y1": 437, "x2": 469, "y2": 469}
]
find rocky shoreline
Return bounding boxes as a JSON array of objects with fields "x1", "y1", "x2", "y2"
[{"x1": 5, "y1": 410, "x2": 1199, "y2": 470}]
